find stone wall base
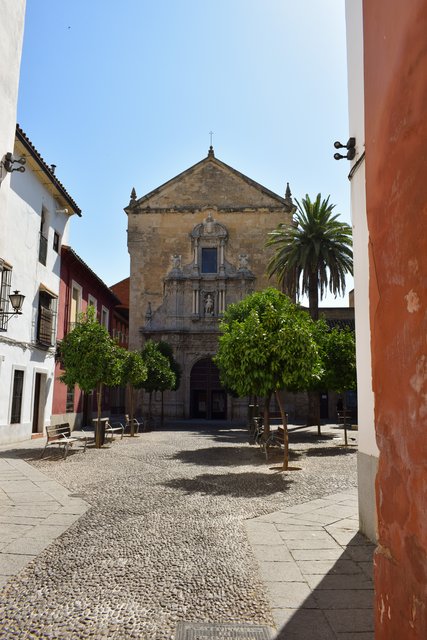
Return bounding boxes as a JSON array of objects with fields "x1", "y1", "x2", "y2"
[{"x1": 357, "y1": 450, "x2": 378, "y2": 542}]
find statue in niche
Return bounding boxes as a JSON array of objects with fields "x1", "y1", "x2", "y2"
[
  {"x1": 238, "y1": 254, "x2": 250, "y2": 270},
  {"x1": 171, "y1": 254, "x2": 182, "y2": 270},
  {"x1": 204, "y1": 293, "x2": 214, "y2": 315}
]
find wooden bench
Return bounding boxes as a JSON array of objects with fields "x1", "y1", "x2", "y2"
[
  {"x1": 41, "y1": 423, "x2": 87, "y2": 459},
  {"x1": 105, "y1": 420, "x2": 124, "y2": 442}
]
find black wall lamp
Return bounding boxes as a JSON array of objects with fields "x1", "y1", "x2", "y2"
[
  {"x1": 333, "y1": 137, "x2": 356, "y2": 161},
  {"x1": 2, "y1": 152, "x2": 26, "y2": 173},
  {"x1": 0, "y1": 290, "x2": 25, "y2": 329}
]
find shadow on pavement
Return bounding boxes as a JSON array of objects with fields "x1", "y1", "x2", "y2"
[
  {"x1": 304, "y1": 446, "x2": 357, "y2": 457},
  {"x1": 272, "y1": 532, "x2": 375, "y2": 640},
  {"x1": 163, "y1": 471, "x2": 293, "y2": 498},
  {"x1": 0, "y1": 447, "x2": 87, "y2": 462},
  {"x1": 287, "y1": 430, "x2": 336, "y2": 444},
  {"x1": 171, "y1": 445, "x2": 267, "y2": 467}
]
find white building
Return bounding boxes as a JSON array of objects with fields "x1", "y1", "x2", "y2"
[
  {"x1": 345, "y1": 0, "x2": 378, "y2": 542},
  {"x1": 0, "y1": 125, "x2": 81, "y2": 445}
]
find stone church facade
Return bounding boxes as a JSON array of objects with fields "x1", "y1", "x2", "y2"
[{"x1": 125, "y1": 148, "x2": 294, "y2": 422}]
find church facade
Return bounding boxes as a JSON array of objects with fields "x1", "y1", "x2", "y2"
[{"x1": 125, "y1": 148, "x2": 294, "y2": 422}]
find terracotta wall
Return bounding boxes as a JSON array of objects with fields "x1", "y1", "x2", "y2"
[{"x1": 363, "y1": 1, "x2": 427, "y2": 637}]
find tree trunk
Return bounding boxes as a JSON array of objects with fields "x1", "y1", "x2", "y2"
[
  {"x1": 148, "y1": 391, "x2": 153, "y2": 429},
  {"x1": 263, "y1": 393, "x2": 272, "y2": 437},
  {"x1": 343, "y1": 391, "x2": 348, "y2": 446},
  {"x1": 161, "y1": 391, "x2": 164, "y2": 428},
  {"x1": 308, "y1": 271, "x2": 319, "y2": 321},
  {"x1": 95, "y1": 382, "x2": 103, "y2": 448},
  {"x1": 275, "y1": 390, "x2": 289, "y2": 471},
  {"x1": 307, "y1": 272, "x2": 321, "y2": 431},
  {"x1": 307, "y1": 390, "x2": 321, "y2": 434},
  {"x1": 128, "y1": 383, "x2": 136, "y2": 437}
]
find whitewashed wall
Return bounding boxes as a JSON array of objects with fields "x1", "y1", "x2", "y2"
[{"x1": 345, "y1": 0, "x2": 378, "y2": 541}]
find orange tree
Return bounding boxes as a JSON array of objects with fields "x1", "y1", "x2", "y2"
[
  {"x1": 119, "y1": 350, "x2": 148, "y2": 436},
  {"x1": 140, "y1": 340, "x2": 176, "y2": 427},
  {"x1": 60, "y1": 306, "x2": 123, "y2": 447},
  {"x1": 214, "y1": 288, "x2": 321, "y2": 469}
]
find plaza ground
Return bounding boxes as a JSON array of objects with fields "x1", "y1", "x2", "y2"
[{"x1": 0, "y1": 423, "x2": 374, "y2": 639}]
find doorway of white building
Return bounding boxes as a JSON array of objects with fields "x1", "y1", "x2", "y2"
[{"x1": 32, "y1": 372, "x2": 46, "y2": 434}]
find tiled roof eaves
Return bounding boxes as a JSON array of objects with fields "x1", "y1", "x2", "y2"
[
  {"x1": 16, "y1": 124, "x2": 82, "y2": 216},
  {"x1": 62, "y1": 245, "x2": 120, "y2": 304}
]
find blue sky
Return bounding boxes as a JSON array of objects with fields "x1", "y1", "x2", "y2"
[{"x1": 18, "y1": 0, "x2": 352, "y2": 306}]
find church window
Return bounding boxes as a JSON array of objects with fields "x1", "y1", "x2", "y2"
[{"x1": 201, "y1": 248, "x2": 217, "y2": 273}]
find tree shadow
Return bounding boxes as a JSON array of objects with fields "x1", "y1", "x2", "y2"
[
  {"x1": 304, "y1": 446, "x2": 357, "y2": 457},
  {"x1": 171, "y1": 446, "x2": 267, "y2": 467},
  {"x1": 0, "y1": 444, "x2": 94, "y2": 463},
  {"x1": 288, "y1": 429, "x2": 336, "y2": 444},
  {"x1": 163, "y1": 471, "x2": 293, "y2": 498}
]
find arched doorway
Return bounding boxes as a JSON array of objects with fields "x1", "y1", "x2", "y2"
[{"x1": 190, "y1": 357, "x2": 227, "y2": 420}]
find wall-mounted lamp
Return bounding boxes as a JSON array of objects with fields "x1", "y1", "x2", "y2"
[
  {"x1": 2, "y1": 152, "x2": 26, "y2": 173},
  {"x1": 0, "y1": 290, "x2": 25, "y2": 329},
  {"x1": 333, "y1": 138, "x2": 356, "y2": 161},
  {"x1": 55, "y1": 208, "x2": 69, "y2": 215}
]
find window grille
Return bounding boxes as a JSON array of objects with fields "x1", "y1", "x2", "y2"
[
  {"x1": 0, "y1": 264, "x2": 12, "y2": 331},
  {"x1": 11, "y1": 370, "x2": 24, "y2": 423},
  {"x1": 37, "y1": 290, "x2": 58, "y2": 346},
  {"x1": 66, "y1": 385, "x2": 75, "y2": 413},
  {"x1": 53, "y1": 232, "x2": 60, "y2": 253},
  {"x1": 39, "y1": 232, "x2": 48, "y2": 265}
]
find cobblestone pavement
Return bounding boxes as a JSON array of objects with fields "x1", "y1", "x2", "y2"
[{"x1": 0, "y1": 424, "x2": 357, "y2": 639}]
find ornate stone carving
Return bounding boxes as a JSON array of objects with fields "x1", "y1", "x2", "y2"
[
  {"x1": 238, "y1": 254, "x2": 250, "y2": 270},
  {"x1": 204, "y1": 293, "x2": 214, "y2": 316}
]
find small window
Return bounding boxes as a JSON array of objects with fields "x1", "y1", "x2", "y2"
[
  {"x1": 101, "y1": 306, "x2": 109, "y2": 329},
  {"x1": 37, "y1": 290, "x2": 58, "y2": 346},
  {"x1": 201, "y1": 248, "x2": 217, "y2": 273},
  {"x1": 39, "y1": 209, "x2": 48, "y2": 265},
  {"x1": 53, "y1": 232, "x2": 60, "y2": 253},
  {"x1": 11, "y1": 370, "x2": 24, "y2": 424},
  {"x1": 69, "y1": 281, "x2": 82, "y2": 331},
  {"x1": 88, "y1": 295, "x2": 97, "y2": 311},
  {"x1": 0, "y1": 262, "x2": 12, "y2": 331},
  {"x1": 66, "y1": 385, "x2": 75, "y2": 413}
]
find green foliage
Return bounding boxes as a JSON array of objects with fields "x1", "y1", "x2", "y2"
[
  {"x1": 320, "y1": 325, "x2": 356, "y2": 393},
  {"x1": 214, "y1": 288, "x2": 321, "y2": 399},
  {"x1": 120, "y1": 350, "x2": 148, "y2": 389},
  {"x1": 140, "y1": 340, "x2": 176, "y2": 393},
  {"x1": 266, "y1": 193, "x2": 353, "y2": 317},
  {"x1": 60, "y1": 306, "x2": 122, "y2": 393},
  {"x1": 157, "y1": 341, "x2": 182, "y2": 391}
]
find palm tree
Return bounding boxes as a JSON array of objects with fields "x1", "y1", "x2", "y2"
[{"x1": 266, "y1": 193, "x2": 353, "y2": 320}]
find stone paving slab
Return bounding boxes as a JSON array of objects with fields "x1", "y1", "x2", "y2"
[
  {"x1": 245, "y1": 487, "x2": 375, "y2": 640},
  {"x1": 0, "y1": 453, "x2": 90, "y2": 587},
  {"x1": 0, "y1": 424, "x2": 362, "y2": 639}
]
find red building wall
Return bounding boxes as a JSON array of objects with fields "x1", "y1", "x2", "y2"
[
  {"x1": 363, "y1": 1, "x2": 427, "y2": 637},
  {"x1": 52, "y1": 247, "x2": 128, "y2": 423}
]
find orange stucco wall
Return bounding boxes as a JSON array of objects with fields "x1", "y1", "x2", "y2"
[{"x1": 363, "y1": 1, "x2": 427, "y2": 637}]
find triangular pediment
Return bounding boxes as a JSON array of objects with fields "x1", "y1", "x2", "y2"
[{"x1": 127, "y1": 154, "x2": 291, "y2": 212}]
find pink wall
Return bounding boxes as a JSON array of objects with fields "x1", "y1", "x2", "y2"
[{"x1": 363, "y1": 1, "x2": 427, "y2": 636}]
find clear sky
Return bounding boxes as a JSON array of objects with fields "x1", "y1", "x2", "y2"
[{"x1": 18, "y1": 0, "x2": 352, "y2": 306}]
